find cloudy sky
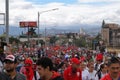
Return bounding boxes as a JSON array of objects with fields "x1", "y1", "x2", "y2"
[{"x1": 0, "y1": 0, "x2": 120, "y2": 29}]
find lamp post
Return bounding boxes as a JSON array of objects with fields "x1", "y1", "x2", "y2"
[
  {"x1": 5, "y1": 0, "x2": 9, "y2": 44},
  {"x1": 37, "y1": 8, "x2": 59, "y2": 46}
]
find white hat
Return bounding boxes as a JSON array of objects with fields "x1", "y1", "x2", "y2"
[{"x1": 4, "y1": 55, "x2": 15, "y2": 62}]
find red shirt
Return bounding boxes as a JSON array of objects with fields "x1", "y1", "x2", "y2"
[
  {"x1": 63, "y1": 66, "x2": 82, "y2": 80},
  {"x1": 51, "y1": 71, "x2": 61, "y2": 79},
  {"x1": 100, "y1": 73, "x2": 120, "y2": 80},
  {"x1": 41, "y1": 71, "x2": 63, "y2": 80}
]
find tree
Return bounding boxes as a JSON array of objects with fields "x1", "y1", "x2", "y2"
[
  {"x1": 9, "y1": 36, "x2": 20, "y2": 44},
  {"x1": 66, "y1": 33, "x2": 71, "y2": 39},
  {"x1": 73, "y1": 37, "x2": 86, "y2": 47},
  {"x1": 49, "y1": 36, "x2": 58, "y2": 45},
  {"x1": 95, "y1": 33, "x2": 102, "y2": 41},
  {"x1": 38, "y1": 40, "x2": 45, "y2": 45},
  {"x1": 28, "y1": 28, "x2": 36, "y2": 37}
]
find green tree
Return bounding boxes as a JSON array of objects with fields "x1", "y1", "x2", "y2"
[
  {"x1": 38, "y1": 40, "x2": 45, "y2": 45},
  {"x1": 49, "y1": 36, "x2": 58, "y2": 45},
  {"x1": 95, "y1": 33, "x2": 102, "y2": 41},
  {"x1": 9, "y1": 36, "x2": 20, "y2": 44},
  {"x1": 73, "y1": 37, "x2": 86, "y2": 47},
  {"x1": 28, "y1": 28, "x2": 37, "y2": 37}
]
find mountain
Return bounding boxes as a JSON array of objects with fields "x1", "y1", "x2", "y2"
[
  {"x1": 0, "y1": 25, "x2": 101, "y2": 36},
  {"x1": 0, "y1": 26, "x2": 24, "y2": 36}
]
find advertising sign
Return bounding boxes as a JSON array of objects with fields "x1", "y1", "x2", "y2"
[{"x1": 19, "y1": 21, "x2": 37, "y2": 28}]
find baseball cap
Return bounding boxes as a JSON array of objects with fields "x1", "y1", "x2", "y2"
[
  {"x1": 96, "y1": 54, "x2": 103, "y2": 61},
  {"x1": 71, "y1": 58, "x2": 80, "y2": 65},
  {"x1": 4, "y1": 55, "x2": 16, "y2": 63}
]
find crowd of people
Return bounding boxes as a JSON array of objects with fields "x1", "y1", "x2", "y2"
[{"x1": 0, "y1": 45, "x2": 120, "y2": 80}]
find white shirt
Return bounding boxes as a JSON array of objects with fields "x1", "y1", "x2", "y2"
[
  {"x1": 32, "y1": 71, "x2": 40, "y2": 80},
  {"x1": 87, "y1": 70, "x2": 99, "y2": 80},
  {"x1": 94, "y1": 62, "x2": 104, "y2": 71},
  {"x1": 82, "y1": 69, "x2": 89, "y2": 80}
]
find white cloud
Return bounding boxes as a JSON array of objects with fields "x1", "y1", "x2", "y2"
[
  {"x1": 78, "y1": 0, "x2": 120, "y2": 3},
  {"x1": 0, "y1": 0, "x2": 120, "y2": 29}
]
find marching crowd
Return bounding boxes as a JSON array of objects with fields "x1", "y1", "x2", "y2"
[{"x1": 0, "y1": 45, "x2": 120, "y2": 80}]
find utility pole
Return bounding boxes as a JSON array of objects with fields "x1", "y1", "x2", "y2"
[{"x1": 5, "y1": 0, "x2": 9, "y2": 44}]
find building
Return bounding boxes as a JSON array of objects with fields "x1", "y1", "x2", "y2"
[
  {"x1": 101, "y1": 20, "x2": 120, "y2": 47},
  {"x1": 79, "y1": 27, "x2": 86, "y2": 35}
]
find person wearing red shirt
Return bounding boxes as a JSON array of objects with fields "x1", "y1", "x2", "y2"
[
  {"x1": 63, "y1": 57, "x2": 82, "y2": 80},
  {"x1": 100, "y1": 57, "x2": 120, "y2": 80}
]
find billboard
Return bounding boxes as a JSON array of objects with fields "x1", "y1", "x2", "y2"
[
  {"x1": 0, "y1": 13, "x2": 5, "y2": 25},
  {"x1": 19, "y1": 21, "x2": 37, "y2": 28}
]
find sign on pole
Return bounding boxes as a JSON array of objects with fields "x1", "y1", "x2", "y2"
[{"x1": 19, "y1": 21, "x2": 37, "y2": 28}]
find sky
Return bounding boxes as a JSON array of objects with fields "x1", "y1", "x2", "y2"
[{"x1": 0, "y1": 0, "x2": 120, "y2": 29}]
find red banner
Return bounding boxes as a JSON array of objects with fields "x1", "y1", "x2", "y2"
[{"x1": 19, "y1": 21, "x2": 37, "y2": 28}]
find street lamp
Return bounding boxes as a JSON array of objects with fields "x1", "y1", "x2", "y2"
[
  {"x1": 5, "y1": 0, "x2": 9, "y2": 44},
  {"x1": 37, "y1": 8, "x2": 59, "y2": 45}
]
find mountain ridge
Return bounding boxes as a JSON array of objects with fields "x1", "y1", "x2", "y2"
[{"x1": 0, "y1": 26, "x2": 101, "y2": 36}]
